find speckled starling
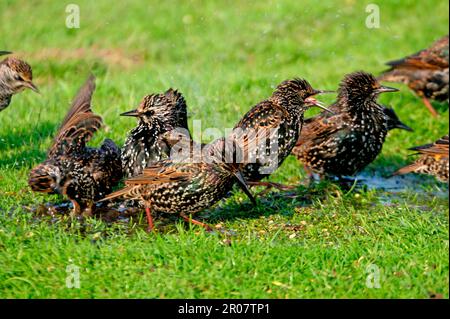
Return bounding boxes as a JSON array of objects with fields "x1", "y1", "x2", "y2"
[
  {"x1": 120, "y1": 89, "x2": 189, "y2": 178},
  {"x1": 393, "y1": 135, "x2": 449, "y2": 182},
  {"x1": 231, "y1": 78, "x2": 332, "y2": 183},
  {"x1": 292, "y1": 71, "x2": 407, "y2": 178},
  {"x1": 378, "y1": 35, "x2": 449, "y2": 117},
  {"x1": 100, "y1": 135, "x2": 256, "y2": 232},
  {"x1": 28, "y1": 75, "x2": 122, "y2": 216},
  {"x1": 0, "y1": 53, "x2": 39, "y2": 112}
]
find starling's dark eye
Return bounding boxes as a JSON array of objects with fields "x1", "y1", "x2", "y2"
[
  {"x1": 14, "y1": 74, "x2": 24, "y2": 81},
  {"x1": 144, "y1": 110, "x2": 155, "y2": 116}
]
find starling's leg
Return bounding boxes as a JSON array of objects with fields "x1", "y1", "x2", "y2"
[
  {"x1": 70, "y1": 200, "x2": 81, "y2": 218},
  {"x1": 248, "y1": 181, "x2": 295, "y2": 191},
  {"x1": 82, "y1": 202, "x2": 94, "y2": 217},
  {"x1": 422, "y1": 97, "x2": 438, "y2": 117},
  {"x1": 145, "y1": 206, "x2": 154, "y2": 232},
  {"x1": 303, "y1": 165, "x2": 318, "y2": 184},
  {"x1": 179, "y1": 213, "x2": 212, "y2": 231}
]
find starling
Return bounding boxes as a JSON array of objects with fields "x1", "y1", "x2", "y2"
[
  {"x1": 292, "y1": 71, "x2": 407, "y2": 178},
  {"x1": 378, "y1": 35, "x2": 449, "y2": 117},
  {"x1": 100, "y1": 134, "x2": 256, "y2": 232},
  {"x1": 0, "y1": 53, "x2": 39, "y2": 112},
  {"x1": 231, "y1": 78, "x2": 332, "y2": 183},
  {"x1": 383, "y1": 105, "x2": 413, "y2": 132},
  {"x1": 120, "y1": 89, "x2": 189, "y2": 178},
  {"x1": 28, "y1": 75, "x2": 122, "y2": 217},
  {"x1": 393, "y1": 135, "x2": 449, "y2": 182}
]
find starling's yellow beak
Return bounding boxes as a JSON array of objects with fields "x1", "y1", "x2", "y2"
[
  {"x1": 24, "y1": 81, "x2": 39, "y2": 93},
  {"x1": 120, "y1": 109, "x2": 140, "y2": 117},
  {"x1": 305, "y1": 97, "x2": 334, "y2": 114}
]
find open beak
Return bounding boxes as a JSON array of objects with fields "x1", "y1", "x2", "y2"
[
  {"x1": 395, "y1": 121, "x2": 413, "y2": 132},
  {"x1": 0, "y1": 51, "x2": 12, "y2": 56},
  {"x1": 25, "y1": 81, "x2": 39, "y2": 93},
  {"x1": 120, "y1": 109, "x2": 140, "y2": 117},
  {"x1": 233, "y1": 170, "x2": 257, "y2": 207},
  {"x1": 376, "y1": 85, "x2": 399, "y2": 94},
  {"x1": 305, "y1": 97, "x2": 334, "y2": 114}
]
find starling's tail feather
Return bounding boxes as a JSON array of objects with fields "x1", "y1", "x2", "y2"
[
  {"x1": 391, "y1": 163, "x2": 424, "y2": 177},
  {"x1": 377, "y1": 70, "x2": 409, "y2": 84},
  {"x1": 98, "y1": 186, "x2": 133, "y2": 202}
]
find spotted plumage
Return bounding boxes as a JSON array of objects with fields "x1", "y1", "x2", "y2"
[
  {"x1": 0, "y1": 53, "x2": 39, "y2": 112},
  {"x1": 101, "y1": 134, "x2": 256, "y2": 231},
  {"x1": 28, "y1": 75, "x2": 122, "y2": 216},
  {"x1": 292, "y1": 71, "x2": 407, "y2": 178},
  {"x1": 393, "y1": 135, "x2": 449, "y2": 182},
  {"x1": 231, "y1": 78, "x2": 331, "y2": 182},
  {"x1": 121, "y1": 89, "x2": 189, "y2": 178},
  {"x1": 378, "y1": 35, "x2": 449, "y2": 117}
]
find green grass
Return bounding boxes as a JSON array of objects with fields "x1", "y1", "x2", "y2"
[{"x1": 0, "y1": 0, "x2": 448, "y2": 298}]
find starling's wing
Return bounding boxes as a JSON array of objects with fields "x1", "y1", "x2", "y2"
[
  {"x1": 392, "y1": 161, "x2": 425, "y2": 177},
  {"x1": 125, "y1": 162, "x2": 191, "y2": 186},
  {"x1": 59, "y1": 74, "x2": 96, "y2": 128},
  {"x1": 91, "y1": 139, "x2": 123, "y2": 186},
  {"x1": 48, "y1": 75, "x2": 101, "y2": 158},
  {"x1": 297, "y1": 111, "x2": 349, "y2": 147},
  {"x1": 235, "y1": 100, "x2": 286, "y2": 130},
  {"x1": 408, "y1": 135, "x2": 449, "y2": 157},
  {"x1": 384, "y1": 35, "x2": 449, "y2": 71},
  {"x1": 98, "y1": 161, "x2": 192, "y2": 202}
]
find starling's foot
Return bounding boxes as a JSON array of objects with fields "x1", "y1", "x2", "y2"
[
  {"x1": 69, "y1": 200, "x2": 81, "y2": 218},
  {"x1": 249, "y1": 181, "x2": 295, "y2": 190},
  {"x1": 422, "y1": 97, "x2": 438, "y2": 117},
  {"x1": 145, "y1": 207, "x2": 154, "y2": 232},
  {"x1": 335, "y1": 176, "x2": 363, "y2": 190},
  {"x1": 180, "y1": 213, "x2": 213, "y2": 232},
  {"x1": 248, "y1": 181, "x2": 295, "y2": 197},
  {"x1": 82, "y1": 203, "x2": 94, "y2": 217}
]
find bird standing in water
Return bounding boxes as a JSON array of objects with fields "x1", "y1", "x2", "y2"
[
  {"x1": 0, "y1": 52, "x2": 39, "y2": 112},
  {"x1": 378, "y1": 35, "x2": 449, "y2": 117},
  {"x1": 292, "y1": 71, "x2": 407, "y2": 179},
  {"x1": 120, "y1": 89, "x2": 190, "y2": 178},
  {"x1": 393, "y1": 135, "x2": 449, "y2": 182},
  {"x1": 28, "y1": 75, "x2": 122, "y2": 217}
]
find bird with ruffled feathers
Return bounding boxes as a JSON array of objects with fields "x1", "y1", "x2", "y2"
[
  {"x1": 120, "y1": 88, "x2": 190, "y2": 178},
  {"x1": 28, "y1": 75, "x2": 122, "y2": 217},
  {"x1": 100, "y1": 130, "x2": 257, "y2": 232}
]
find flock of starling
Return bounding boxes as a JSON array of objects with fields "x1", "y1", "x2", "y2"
[{"x1": 1, "y1": 35, "x2": 448, "y2": 232}]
